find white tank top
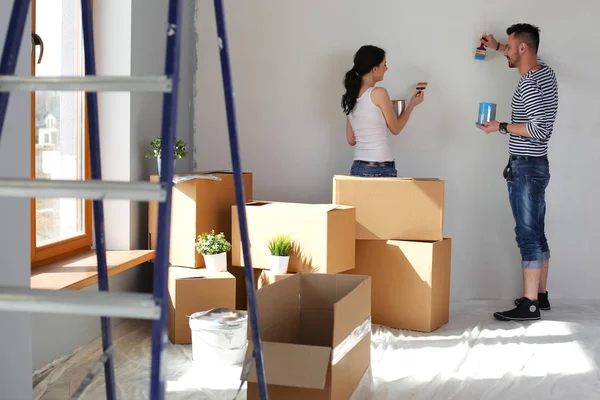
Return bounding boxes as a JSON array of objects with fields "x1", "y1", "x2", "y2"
[{"x1": 348, "y1": 87, "x2": 394, "y2": 162}]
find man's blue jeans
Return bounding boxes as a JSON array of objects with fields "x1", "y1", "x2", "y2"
[
  {"x1": 350, "y1": 160, "x2": 397, "y2": 177},
  {"x1": 506, "y1": 155, "x2": 551, "y2": 269}
]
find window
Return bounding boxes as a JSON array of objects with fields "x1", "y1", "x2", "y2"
[{"x1": 31, "y1": 0, "x2": 92, "y2": 266}]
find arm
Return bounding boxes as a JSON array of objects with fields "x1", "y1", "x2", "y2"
[
  {"x1": 506, "y1": 123, "x2": 530, "y2": 137},
  {"x1": 517, "y1": 78, "x2": 550, "y2": 139},
  {"x1": 346, "y1": 117, "x2": 356, "y2": 146},
  {"x1": 371, "y1": 87, "x2": 422, "y2": 135},
  {"x1": 478, "y1": 80, "x2": 548, "y2": 138}
]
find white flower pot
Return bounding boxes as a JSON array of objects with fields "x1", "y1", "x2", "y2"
[
  {"x1": 270, "y1": 255, "x2": 290, "y2": 275},
  {"x1": 203, "y1": 252, "x2": 227, "y2": 273},
  {"x1": 157, "y1": 155, "x2": 176, "y2": 177}
]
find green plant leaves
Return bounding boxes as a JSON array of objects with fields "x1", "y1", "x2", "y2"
[
  {"x1": 195, "y1": 230, "x2": 231, "y2": 255},
  {"x1": 145, "y1": 136, "x2": 188, "y2": 159},
  {"x1": 267, "y1": 234, "x2": 293, "y2": 256}
]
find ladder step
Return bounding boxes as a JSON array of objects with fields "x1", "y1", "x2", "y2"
[
  {"x1": 0, "y1": 286, "x2": 160, "y2": 320},
  {"x1": 0, "y1": 75, "x2": 172, "y2": 92},
  {"x1": 0, "y1": 179, "x2": 166, "y2": 201}
]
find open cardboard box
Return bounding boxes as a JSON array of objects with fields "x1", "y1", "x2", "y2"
[{"x1": 244, "y1": 273, "x2": 371, "y2": 400}]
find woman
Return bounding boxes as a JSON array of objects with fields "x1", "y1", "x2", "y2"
[{"x1": 342, "y1": 45, "x2": 424, "y2": 177}]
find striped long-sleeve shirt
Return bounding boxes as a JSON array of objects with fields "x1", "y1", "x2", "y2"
[{"x1": 509, "y1": 58, "x2": 559, "y2": 156}]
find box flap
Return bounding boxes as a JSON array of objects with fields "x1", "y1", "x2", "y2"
[
  {"x1": 247, "y1": 273, "x2": 301, "y2": 339},
  {"x1": 246, "y1": 341, "x2": 331, "y2": 389},
  {"x1": 243, "y1": 201, "x2": 272, "y2": 207},
  {"x1": 172, "y1": 174, "x2": 222, "y2": 184},
  {"x1": 250, "y1": 201, "x2": 349, "y2": 213},
  {"x1": 332, "y1": 276, "x2": 371, "y2": 348}
]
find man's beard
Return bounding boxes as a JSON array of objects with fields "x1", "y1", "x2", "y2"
[{"x1": 507, "y1": 54, "x2": 519, "y2": 68}]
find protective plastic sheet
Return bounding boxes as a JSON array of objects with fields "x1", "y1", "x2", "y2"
[{"x1": 33, "y1": 300, "x2": 600, "y2": 399}]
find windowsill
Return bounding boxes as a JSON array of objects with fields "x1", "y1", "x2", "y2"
[{"x1": 31, "y1": 250, "x2": 156, "y2": 290}]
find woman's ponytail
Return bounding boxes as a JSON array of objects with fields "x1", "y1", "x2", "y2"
[
  {"x1": 341, "y1": 67, "x2": 361, "y2": 115},
  {"x1": 340, "y1": 45, "x2": 386, "y2": 116}
]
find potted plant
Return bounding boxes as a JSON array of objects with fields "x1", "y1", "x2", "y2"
[
  {"x1": 267, "y1": 234, "x2": 293, "y2": 274},
  {"x1": 145, "y1": 136, "x2": 188, "y2": 176},
  {"x1": 195, "y1": 230, "x2": 231, "y2": 272}
]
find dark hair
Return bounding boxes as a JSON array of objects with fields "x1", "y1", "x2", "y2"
[
  {"x1": 506, "y1": 23, "x2": 540, "y2": 53},
  {"x1": 341, "y1": 45, "x2": 386, "y2": 115}
]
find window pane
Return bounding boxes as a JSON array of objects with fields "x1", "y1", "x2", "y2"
[{"x1": 35, "y1": 0, "x2": 86, "y2": 247}]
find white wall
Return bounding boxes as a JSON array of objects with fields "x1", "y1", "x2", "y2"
[
  {"x1": 131, "y1": 0, "x2": 195, "y2": 249},
  {"x1": 0, "y1": 5, "x2": 32, "y2": 399},
  {"x1": 193, "y1": 0, "x2": 600, "y2": 301},
  {"x1": 32, "y1": 0, "x2": 196, "y2": 373}
]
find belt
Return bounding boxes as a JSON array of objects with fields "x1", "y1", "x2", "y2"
[
  {"x1": 509, "y1": 154, "x2": 548, "y2": 161},
  {"x1": 355, "y1": 160, "x2": 395, "y2": 167}
]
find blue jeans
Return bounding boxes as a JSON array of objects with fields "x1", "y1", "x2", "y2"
[
  {"x1": 506, "y1": 155, "x2": 551, "y2": 269},
  {"x1": 350, "y1": 160, "x2": 397, "y2": 177}
]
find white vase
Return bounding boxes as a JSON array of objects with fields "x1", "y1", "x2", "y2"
[
  {"x1": 157, "y1": 155, "x2": 176, "y2": 177},
  {"x1": 270, "y1": 255, "x2": 290, "y2": 275},
  {"x1": 203, "y1": 252, "x2": 227, "y2": 273}
]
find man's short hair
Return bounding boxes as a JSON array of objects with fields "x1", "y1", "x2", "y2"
[{"x1": 506, "y1": 23, "x2": 540, "y2": 53}]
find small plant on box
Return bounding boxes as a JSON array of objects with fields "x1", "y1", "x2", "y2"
[
  {"x1": 195, "y1": 230, "x2": 231, "y2": 273},
  {"x1": 267, "y1": 234, "x2": 292, "y2": 256},
  {"x1": 267, "y1": 234, "x2": 293, "y2": 274},
  {"x1": 145, "y1": 136, "x2": 188, "y2": 176},
  {"x1": 145, "y1": 136, "x2": 188, "y2": 159}
]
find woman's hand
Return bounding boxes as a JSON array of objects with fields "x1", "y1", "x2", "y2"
[{"x1": 408, "y1": 90, "x2": 424, "y2": 110}]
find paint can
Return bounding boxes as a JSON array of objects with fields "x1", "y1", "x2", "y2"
[
  {"x1": 478, "y1": 102, "x2": 497, "y2": 125},
  {"x1": 189, "y1": 308, "x2": 248, "y2": 367},
  {"x1": 392, "y1": 100, "x2": 406, "y2": 117}
]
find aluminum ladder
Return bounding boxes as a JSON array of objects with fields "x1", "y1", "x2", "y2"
[{"x1": 0, "y1": 0, "x2": 269, "y2": 399}]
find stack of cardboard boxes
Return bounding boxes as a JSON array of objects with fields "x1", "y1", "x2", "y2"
[
  {"x1": 332, "y1": 175, "x2": 452, "y2": 333},
  {"x1": 147, "y1": 170, "x2": 451, "y2": 398},
  {"x1": 147, "y1": 171, "x2": 252, "y2": 344}
]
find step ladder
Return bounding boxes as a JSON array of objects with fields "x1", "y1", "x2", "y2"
[{"x1": 0, "y1": 1, "x2": 268, "y2": 399}]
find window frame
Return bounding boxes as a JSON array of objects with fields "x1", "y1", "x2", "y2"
[{"x1": 30, "y1": 0, "x2": 93, "y2": 268}]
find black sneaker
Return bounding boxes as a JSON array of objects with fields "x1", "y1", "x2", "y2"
[
  {"x1": 494, "y1": 297, "x2": 541, "y2": 321},
  {"x1": 515, "y1": 291, "x2": 551, "y2": 310}
]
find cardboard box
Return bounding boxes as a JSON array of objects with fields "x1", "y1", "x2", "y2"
[
  {"x1": 245, "y1": 273, "x2": 372, "y2": 400},
  {"x1": 231, "y1": 201, "x2": 356, "y2": 274},
  {"x1": 345, "y1": 238, "x2": 451, "y2": 332},
  {"x1": 228, "y1": 265, "x2": 294, "y2": 310},
  {"x1": 148, "y1": 171, "x2": 253, "y2": 268},
  {"x1": 332, "y1": 175, "x2": 444, "y2": 241},
  {"x1": 168, "y1": 267, "x2": 236, "y2": 344}
]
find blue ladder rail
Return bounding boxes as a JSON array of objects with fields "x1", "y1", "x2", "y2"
[
  {"x1": 149, "y1": 0, "x2": 182, "y2": 397},
  {"x1": 212, "y1": 1, "x2": 269, "y2": 398},
  {"x1": 0, "y1": 0, "x2": 269, "y2": 398},
  {"x1": 80, "y1": 2, "x2": 116, "y2": 398}
]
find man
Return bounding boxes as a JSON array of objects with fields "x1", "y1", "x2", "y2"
[{"x1": 477, "y1": 23, "x2": 559, "y2": 321}]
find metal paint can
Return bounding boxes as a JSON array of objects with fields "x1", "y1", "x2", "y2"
[
  {"x1": 478, "y1": 102, "x2": 497, "y2": 124},
  {"x1": 392, "y1": 99, "x2": 406, "y2": 117},
  {"x1": 189, "y1": 308, "x2": 248, "y2": 366}
]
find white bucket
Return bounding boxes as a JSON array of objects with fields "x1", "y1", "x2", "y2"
[
  {"x1": 269, "y1": 255, "x2": 290, "y2": 274},
  {"x1": 189, "y1": 308, "x2": 248, "y2": 367},
  {"x1": 203, "y1": 252, "x2": 227, "y2": 272}
]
